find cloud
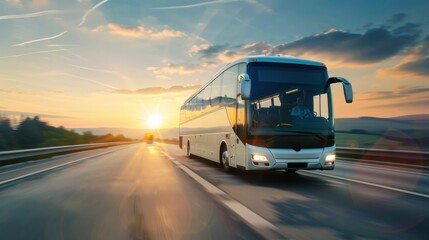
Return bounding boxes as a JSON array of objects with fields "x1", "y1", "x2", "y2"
[
  {"x1": 371, "y1": 99, "x2": 429, "y2": 109},
  {"x1": 270, "y1": 26, "x2": 420, "y2": 65},
  {"x1": 387, "y1": 13, "x2": 407, "y2": 25},
  {"x1": 356, "y1": 85, "x2": 429, "y2": 110},
  {"x1": 6, "y1": 0, "x2": 22, "y2": 5},
  {"x1": 357, "y1": 85, "x2": 429, "y2": 101},
  {"x1": 155, "y1": 75, "x2": 171, "y2": 80},
  {"x1": 188, "y1": 44, "x2": 229, "y2": 57},
  {"x1": 78, "y1": 0, "x2": 109, "y2": 27},
  {"x1": 12, "y1": 30, "x2": 68, "y2": 47},
  {"x1": 191, "y1": 23, "x2": 422, "y2": 68},
  {"x1": 389, "y1": 57, "x2": 429, "y2": 77},
  {"x1": 146, "y1": 63, "x2": 199, "y2": 75},
  {"x1": 377, "y1": 36, "x2": 429, "y2": 78},
  {"x1": 95, "y1": 23, "x2": 187, "y2": 40},
  {"x1": 213, "y1": 50, "x2": 249, "y2": 62},
  {"x1": 191, "y1": 42, "x2": 271, "y2": 63},
  {"x1": 0, "y1": 10, "x2": 63, "y2": 20},
  {"x1": 29, "y1": 0, "x2": 49, "y2": 8},
  {"x1": 392, "y1": 23, "x2": 420, "y2": 36},
  {"x1": 113, "y1": 85, "x2": 201, "y2": 96},
  {"x1": 6, "y1": 0, "x2": 49, "y2": 8}
]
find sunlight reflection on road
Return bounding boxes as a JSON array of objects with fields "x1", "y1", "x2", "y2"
[{"x1": 115, "y1": 144, "x2": 217, "y2": 239}]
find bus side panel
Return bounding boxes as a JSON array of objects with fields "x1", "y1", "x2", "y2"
[{"x1": 179, "y1": 108, "x2": 233, "y2": 164}]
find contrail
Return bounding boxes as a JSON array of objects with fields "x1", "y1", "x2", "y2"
[
  {"x1": 68, "y1": 64, "x2": 117, "y2": 74},
  {"x1": 150, "y1": 0, "x2": 242, "y2": 10},
  {"x1": 12, "y1": 31, "x2": 68, "y2": 47},
  {"x1": 0, "y1": 10, "x2": 63, "y2": 20},
  {"x1": 0, "y1": 48, "x2": 70, "y2": 59},
  {"x1": 62, "y1": 72, "x2": 119, "y2": 90},
  {"x1": 78, "y1": 0, "x2": 109, "y2": 27}
]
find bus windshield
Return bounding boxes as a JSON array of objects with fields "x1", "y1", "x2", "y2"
[{"x1": 247, "y1": 62, "x2": 333, "y2": 135}]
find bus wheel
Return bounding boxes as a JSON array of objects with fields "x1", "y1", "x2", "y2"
[
  {"x1": 187, "y1": 142, "x2": 193, "y2": 159},
  {"x1": 221, "y1": 145, "x2": 231, "y2": 172}
]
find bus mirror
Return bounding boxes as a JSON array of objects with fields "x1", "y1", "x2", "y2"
[
  {"x1": 329, "y1": 77, "x2": 353, "y2": 103},
  {"x1": 239, "y1": 73, "x2": 251, "y2": 100}
]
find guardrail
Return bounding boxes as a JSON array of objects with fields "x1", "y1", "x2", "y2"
[
  {"x1": 336, "y1": 147, "x2": 429, "y2": 167},
  {"x1": 1, "y1": 143, "x2": 427, "y2": 167},
  {"x1": 0, "y1": 142, "x2": 134, "y2": 162}
]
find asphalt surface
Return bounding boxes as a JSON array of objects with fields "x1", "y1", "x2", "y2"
[{"x1": 1, "y1": 143, "x2": 428, "y2": 239}]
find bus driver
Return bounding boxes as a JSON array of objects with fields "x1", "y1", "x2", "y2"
[{"x1": 291, "y1": 97, "x2": 313, "y2": 119}]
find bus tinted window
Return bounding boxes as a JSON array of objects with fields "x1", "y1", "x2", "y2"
[{"x1": 248, "y1": 62, "x2": 328, "y2": 101}]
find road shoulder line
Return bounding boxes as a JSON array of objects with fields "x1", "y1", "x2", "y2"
[
  {"x1": 302, "y1": 170, "x2": 429, "y2": 199},
  {"x1": 161, "y1": 151, "x2": 282, "y2": 238},
  {"x1": 0, "y1": 148, "x2": 123, "y2": 186}
]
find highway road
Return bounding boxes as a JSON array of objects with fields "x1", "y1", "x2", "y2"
[{"x1": 0, "y1": 143, "x2": 428, "y2": 240}]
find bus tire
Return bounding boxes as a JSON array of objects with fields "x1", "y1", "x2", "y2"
[
  {"x1": 187, "y1": 141, "x2": 193, "y2": 159},
  {"x1": 220, "y1": 144, "x2": 232, "y2": 173}
]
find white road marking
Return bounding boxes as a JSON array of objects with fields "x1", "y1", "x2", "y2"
[
  {"x1": 177, "y1": 164, "x2": 226, "y2": 196},
  {"x1": 302, "y1": 170, "x2": 429, "y2": 199},
  {"x1": 173, "y1": 160, "x2": 181, "y2": 165},
  {"x1": 161, "y1": 151, "x2": 278, "y2": 231},
  {"x1": 324, "y1": 179, "x2": 346, "y2": 185},
  {"x1": 0, "y1": 161, "x2": 53, "y2": 176},
  {"x1": 0, "y1": 148, "x2": 121, "y2": 186},
  {"x1": 222, "y1": 200, "x2": 277, "y2": 229}
]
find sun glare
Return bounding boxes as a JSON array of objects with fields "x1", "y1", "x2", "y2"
[{"x1": 147, "y1": 113, "x2": 162, "y2": 129}]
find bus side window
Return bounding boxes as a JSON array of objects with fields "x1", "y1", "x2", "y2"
[
  {"x1": 211, "y1": 75, "x2": 222, "y2": 107},
  {"x1": 222, "y1": 65, "x2": 238, "y2": 105}
]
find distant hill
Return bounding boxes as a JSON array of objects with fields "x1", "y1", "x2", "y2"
[
  {"x1": 335, "y1": 115, "x2": 429, "y2": 151},
  {"x1": 72, "y1": 128, "x2": 179, "y2": 140},
  {"x1": 335, "y1": 114, "x2": 429, "y2": 134},
  {"x1": 391, "y1": 114, "x2": 429, "y2": 121}
]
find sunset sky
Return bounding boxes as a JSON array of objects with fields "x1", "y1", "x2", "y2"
[{"x1": 1, "y1": 0, "x2": 428, "y2": 129}]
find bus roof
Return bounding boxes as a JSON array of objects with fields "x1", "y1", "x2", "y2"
[{"x1": 230, "y1": 55, "x2": 325, "y2": 67}]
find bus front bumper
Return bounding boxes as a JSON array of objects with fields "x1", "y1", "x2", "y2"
[{"x1": 246, "y1": 145, "x2": 335, "y2": 171}]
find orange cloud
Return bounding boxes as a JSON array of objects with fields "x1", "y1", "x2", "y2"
[
  {"x1": 94, "y1": 23, "x2": 187, "y2": 40},
  {"x1": 377, "y1": 39, "x2": 429, "y2": 79},
  {"x1": 146, "y1": 63, "x2": 199, "y2": 75},
  {"x1": 112, "y1": 85, "x2": 201, "y2": 96},
  {"x1": 6, "y1": 0, "x2": 49, "y2": 8}
]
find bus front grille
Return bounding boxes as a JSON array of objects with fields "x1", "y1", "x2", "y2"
[{"x1": 287, "y1": 162, "x2": 308, "y2": 169}]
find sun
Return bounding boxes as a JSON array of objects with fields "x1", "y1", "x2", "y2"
[{"x1": 147, "y1": 113, "x2": 162, "y2": 129}]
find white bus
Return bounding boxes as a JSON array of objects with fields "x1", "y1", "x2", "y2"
[{"x1": 179, "y1": 55, "x2": 353, "y2": 172}]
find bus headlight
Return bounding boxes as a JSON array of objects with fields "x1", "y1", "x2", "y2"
[
  {"x1": 325, "y1": 154, "x2": 335, "y2": 162},
  {"x1": 251, "y1": 154, "x2": 268, "y2": 162}
]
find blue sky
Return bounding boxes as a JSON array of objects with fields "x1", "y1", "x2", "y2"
[{"x1": 0, "y1": 0, "x2": 428, "y2": 128}]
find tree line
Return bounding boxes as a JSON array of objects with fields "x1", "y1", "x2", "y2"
[{"x1": 0, "y1": 116, "x2": 132, "y2": 151}]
